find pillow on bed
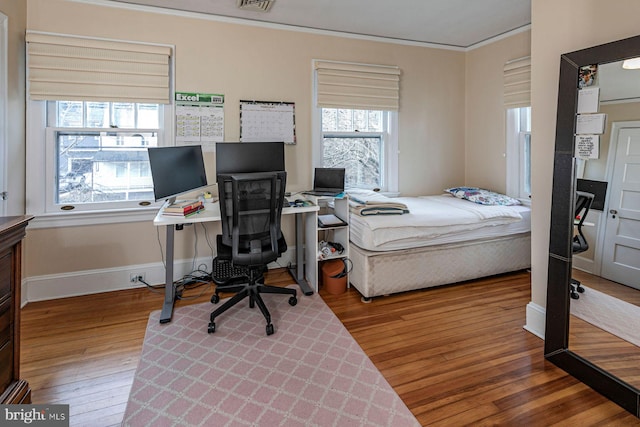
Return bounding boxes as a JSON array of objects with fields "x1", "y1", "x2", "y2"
[{"x1": 445, "y1": 187, "x2": 522, "y2": 206}]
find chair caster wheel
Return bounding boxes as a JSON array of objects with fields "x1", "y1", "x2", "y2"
[
  {"x1": 577, "y1": 287, "x2": 585, "y2": 293},
  {"x1": 266, "y1": 324, "x2": 274, "y2": 335},
  {"x1": 288, "y1": 297, "x2": 297, "y2": 306},
  {"x1": 211, "y1": 294, "x2": 220, "y2": 304},
  {"x1": 208, "y1": 322, "x2": 216, "y2": 333},
  {"x1": 570, "y1": 292, "x2": 579, "y2": 300}
]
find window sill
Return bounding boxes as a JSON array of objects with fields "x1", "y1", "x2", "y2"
[{"x1": 27, "y1": 206, "x2": 160, "y2": 229}]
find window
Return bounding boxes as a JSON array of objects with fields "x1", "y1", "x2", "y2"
[
  {"x1": 26, "y1": 98, "x2": 171, "y2": 227},
  {"x1": 313, "y1": 60, "x2": 400, "y2": 193},
  {"x1": 320, "y1": 108, "x2": 396, "y2": 190},
  {"x1": 50, "y1": 101, "x2": 159, "y2": 208},
  {"x1": 506, "y1": 106, "x2": 531, "y2": 201},
  {"x1": 25, "y1": 32, "x2": 173, "y2": 226}
]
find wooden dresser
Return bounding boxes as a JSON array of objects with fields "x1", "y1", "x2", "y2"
[{"x1": 0, "y1": 215, "x2": 33, "y2": 404}]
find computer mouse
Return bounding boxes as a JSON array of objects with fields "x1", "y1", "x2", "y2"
[{"x1": 294, "y1": 199, "x2": 305, "y2": 207}]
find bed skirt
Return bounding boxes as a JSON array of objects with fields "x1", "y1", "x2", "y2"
[{"x1": 348, "y1": 233, "x2": 531, "y2": 299}]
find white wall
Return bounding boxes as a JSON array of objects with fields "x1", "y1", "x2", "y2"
[
  {"x1": 465, "y1": 30, "x2": 531, "y2": 193},
  {"x1": 528, "y1": 0, "x2": 640, "y2": 337},
  {"x1": 21, "y1": 0, "x2": 470, "y2": 298},
  {"x1": 0, "y1": 0, "x2": 535, "y2": 302}
]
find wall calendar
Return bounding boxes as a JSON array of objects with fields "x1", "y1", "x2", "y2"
[{"x1": 240, "y1": 100, "x2": 296, "y2": 144}]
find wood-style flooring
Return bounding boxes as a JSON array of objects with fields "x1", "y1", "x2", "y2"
[
  {"x1": 569, "y1": 269, "x2": 640, "y2": 390},
  {"x1": 19, "y1": 269, "x2": 640, "y2": 426}
]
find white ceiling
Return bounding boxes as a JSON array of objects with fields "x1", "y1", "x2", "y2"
[{"x1": 107, "y1": 0, "x2": 531, "y2": 49}]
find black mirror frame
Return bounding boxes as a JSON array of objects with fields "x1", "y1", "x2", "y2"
[{"x1": 545, "y1": 34, "x2": 640, "y2": 418}]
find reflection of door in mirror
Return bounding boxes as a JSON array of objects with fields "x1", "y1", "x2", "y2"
[{"x1": 600, "y1": 125, "x2": 640, "y2": 287}]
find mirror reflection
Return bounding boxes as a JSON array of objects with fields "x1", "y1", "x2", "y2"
[{"x1": 568, "y1": 59, "x2": 640, "y2": 390}]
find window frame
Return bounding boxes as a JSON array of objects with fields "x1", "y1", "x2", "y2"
[
  {"x1": 312, "y1": 107, "x2": 398, "y2": 193},
  {"x1": 26, "y1": 100, "x2": 173, "y2": 229},
  {"x1": 505, "y1": 106, "x2": 531, "y2": 203}
]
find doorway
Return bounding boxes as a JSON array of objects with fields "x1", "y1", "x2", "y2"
[{"x1": 600, "y1": 123, "x2": 640, "y2": 289}]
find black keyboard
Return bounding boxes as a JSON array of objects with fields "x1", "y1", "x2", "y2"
[{"x1": 211, "y1": 258, "x2": 248, "y2": 285}]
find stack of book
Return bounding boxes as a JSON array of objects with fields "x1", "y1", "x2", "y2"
[{"x1": 162, "y1": 199, "x2": 204, "y2": 217}]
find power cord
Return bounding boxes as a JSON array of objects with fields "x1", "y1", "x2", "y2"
[
  {"x1": 138, "y1": 277, "x2": 164, "y2": 294},
  {"x1": 174, "y1": 268, "x2": 213, "y2": 301}
]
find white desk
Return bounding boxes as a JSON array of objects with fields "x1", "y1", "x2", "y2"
[{"x1": 153, "y1": 201, "x2": 319, "y2": 323}]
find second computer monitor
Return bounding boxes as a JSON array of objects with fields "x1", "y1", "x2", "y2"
[{"x1": 215, "y1": 141, "x2": 285, "y2": 179}]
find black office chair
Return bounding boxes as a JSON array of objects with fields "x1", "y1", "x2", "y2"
[
  {"x1": 570, "y1": 191, "x2": 595, "y2": 300},
  {"x1": 208, "y1": 171, "x2": 297, "y2": 335}
]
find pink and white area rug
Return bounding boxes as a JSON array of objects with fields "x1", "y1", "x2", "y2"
[{"x1": 122, "y1": 288, "x2": 419, "y2": 426}]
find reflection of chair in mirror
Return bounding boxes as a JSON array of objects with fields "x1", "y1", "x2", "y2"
[
  {"x1": 570, "y1": 190, "x2": 595, "y2": 299},
  {"x1": 208, "y1": 171, "x2": 297, "y2": 336}
]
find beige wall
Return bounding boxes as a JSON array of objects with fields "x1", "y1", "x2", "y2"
[
  {"x1": 586, "y1": 102, "x2": 640, "y2": 181},
  {"x1": 530, "y1": 0, "x2": 640, "y2": 310},
  {"x1": 0, "y1": 0, "x2": 26, "y2": 216},
  {"x1": 22, "y1": 0, "x2": 475, "y2": 280},
  {"x1": 465, "y1": 31, "x2": 531, "y2": 193}
]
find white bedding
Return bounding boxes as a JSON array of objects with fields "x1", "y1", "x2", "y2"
[{"x1": 349, "y1": 194, "x2": 531, "y2": 251}]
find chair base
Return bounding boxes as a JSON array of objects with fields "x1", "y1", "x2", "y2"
[
  {"x1": 570, "y1": 278, "x2": 585, "y2": 300},
  {"x1": 209, "y1": 276, "x2": 297, "y2": 336}
]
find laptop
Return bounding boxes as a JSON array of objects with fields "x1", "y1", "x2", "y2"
[{"x1": 304, "y1": 167, "x2": 345, "y2": 196}]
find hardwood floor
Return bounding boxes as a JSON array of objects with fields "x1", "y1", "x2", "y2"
[
  {"x1": 569, "y1": 269, "x2": 640, "y2": 390},
  {"x1": 19, "y1": 269, "x2": 640, "y2": 426}
]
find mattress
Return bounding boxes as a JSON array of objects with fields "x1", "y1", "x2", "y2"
[
  {"x1": 349, "y1": 194, "x2": 531, "y2": 251},
  {"x1": 349, "y1": 233, "x2": 531, "y2": 298}
]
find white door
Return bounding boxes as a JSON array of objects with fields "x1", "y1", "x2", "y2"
[{"x1": 601, "y1": 127, "x2": 640, "y2": 288}]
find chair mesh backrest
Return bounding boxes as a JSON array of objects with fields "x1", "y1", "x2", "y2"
[
  {"x1": 574, "y1": 191, "x2": 594, "y2": 227},
  {"x1": 573, "y1": 190, "x2": 594, "y2": 253},
  {"x1": 217, "y1": 172, "x2": 286, "y2": 265}
]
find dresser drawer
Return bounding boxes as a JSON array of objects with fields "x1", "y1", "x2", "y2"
[
  {"x1": 0, "y1": 300, "x2": 10, "y2": 348},
  {"x1": 0, "y1": 250, "x2": 11, "y2": 298},
  {"x1": 0, "y1": 339, "x2": 13, "y2": 393}
]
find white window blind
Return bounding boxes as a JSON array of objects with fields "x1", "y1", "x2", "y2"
[
  {"x1": 504, "y1": 56, "x2": 531, "y2": 109},
  {"x1": 26, "y1": 32, "x2": 171, "y2": 104},
  {"x1": 315, "y1": 60, "x2": 400, "y2": 111}
]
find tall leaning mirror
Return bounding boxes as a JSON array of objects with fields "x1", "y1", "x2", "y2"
[{"x1": 545, "y1": 34, "x2": 640, "y2": 418}]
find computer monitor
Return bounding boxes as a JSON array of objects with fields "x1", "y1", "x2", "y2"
[
  {"x1": 576, "y1": 178, "x2": 608, "y2": 211},
  {"x1": 215, "y1": 141, "x2": 285, "y2": 179},
  {"x1": 148, "y1": 145, "x2": 208, "y2": 203}
]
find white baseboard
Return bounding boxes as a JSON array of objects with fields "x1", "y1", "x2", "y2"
[
  {"x1": 523, "y1": 301, "x2": 546, "y2": 339},
  {"x1": 21, "y1": 247, "x2": 297, "y2": 307}
]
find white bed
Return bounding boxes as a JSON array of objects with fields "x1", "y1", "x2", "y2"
[{"x1": 347, "y1": 192, "x2": 531, "y2": 299}]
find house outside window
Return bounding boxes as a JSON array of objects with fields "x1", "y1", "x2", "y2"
[{"x1": 51, "y1": 101, "x2": 159, "y2": 207}]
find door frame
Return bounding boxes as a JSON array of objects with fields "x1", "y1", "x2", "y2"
[
  {"x1": 0, "y1": 12, "x2": 7, "y2": 216},
  {"x1": 594, "y1": 120, "x2": 640, "y2": 276}
]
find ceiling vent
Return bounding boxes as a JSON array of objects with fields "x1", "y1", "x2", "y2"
[{"x1": 236, "y1": 0, "x2": 275, "y2": 13}]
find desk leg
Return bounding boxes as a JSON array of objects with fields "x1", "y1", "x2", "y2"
[
  {"x1": 159, "y1": 224, "x2": 175, "y2": 323},
  {"x1": 288, "y1": 212, "x2": 314, "y2": 296}
]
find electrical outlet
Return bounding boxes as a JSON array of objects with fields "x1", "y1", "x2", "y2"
[{"x1": 129, "y1": 272, "x2": 146, "y2": 284}]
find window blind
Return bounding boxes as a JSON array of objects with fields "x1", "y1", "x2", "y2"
[
  {"x1": 315, "y1": 61, "x2": 400, "y2": 111},
  {"x1": 504, "y1": 56, "x2": 531, "y2": 109},
  {"x1": 26, "y1": 32, "x2": 171, "y2": 104}
]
